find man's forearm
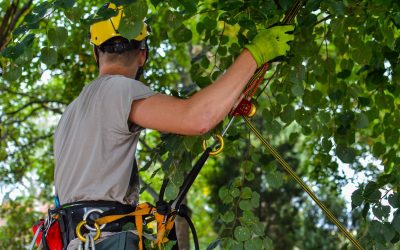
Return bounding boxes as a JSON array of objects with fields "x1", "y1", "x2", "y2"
[{"x1": 184, "y1": 49, "x2": 257, "y2": 133}]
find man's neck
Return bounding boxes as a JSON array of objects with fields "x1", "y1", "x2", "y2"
[{"x1": 99, "y1": 64, "x2": 138, "y2": 79}]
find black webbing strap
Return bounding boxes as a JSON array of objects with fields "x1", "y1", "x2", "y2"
[
  {"x1": 155, "y1": 147, "x2": 211, "y2": 250},
  {"x1": 171, "y1": 147, "x2": 212, "y2": 210},
  {"x1": 177, "y1": 204, "x2": 199, "y2": 250}
]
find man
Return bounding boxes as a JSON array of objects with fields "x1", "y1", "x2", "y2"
[{"x1": 53, "y1": 2, "x2": 294, "y2": 249}]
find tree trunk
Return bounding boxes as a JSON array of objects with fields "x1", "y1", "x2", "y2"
[{"x1": 174, "y1": 198, "x2": 190, "y2": 250}]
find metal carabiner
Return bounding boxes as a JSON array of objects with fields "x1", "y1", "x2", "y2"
[
  {"x1": 202, "y1": 134, "x2": 224, "y2": 156},
  {"x1": 83, "y1": 208, "x2": 106, "y2": 231},
  {"x1": 76, "y1": 220, "x2": 101, "y2": 242}
]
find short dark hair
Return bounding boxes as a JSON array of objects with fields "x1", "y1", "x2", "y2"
[
  {"x1": 98, "y1": 37, "x2": 145, "y2": 54},
  {"x1": 96, "y1": 37, "x2": 147, "y2": 67}
]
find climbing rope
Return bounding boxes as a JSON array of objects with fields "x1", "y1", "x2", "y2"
[{"x1": 243, "y1": 117, "x2": 364, "y2": 250}]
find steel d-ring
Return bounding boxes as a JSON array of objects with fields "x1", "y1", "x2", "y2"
[{"x1": 83, "y1": 208, "x2": 106, "y2": 231}]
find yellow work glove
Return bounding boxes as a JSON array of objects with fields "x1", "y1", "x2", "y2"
[{"x1": 245, "y1": 25, "x2": 295, "y2": 67}]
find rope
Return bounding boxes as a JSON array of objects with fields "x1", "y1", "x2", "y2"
[{"x1": 242, "y1": 116, "x2": 364, "y2": 250}]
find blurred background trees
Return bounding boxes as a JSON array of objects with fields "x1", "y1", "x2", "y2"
[{"x1": 1, "y1": 0, "x2": 399, "y2": 249}]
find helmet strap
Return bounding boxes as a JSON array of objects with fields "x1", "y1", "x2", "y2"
[
  {"x1": 94, "y1": 46, "x2": 100, "y2": 68},
  {"x1": 135, "y1": 39, "x2": 149, "y2": 80}
]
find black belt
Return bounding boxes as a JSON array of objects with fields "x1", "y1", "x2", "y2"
[{"x1": 54, "y1": 200, "x2": 136, "y2": 247}]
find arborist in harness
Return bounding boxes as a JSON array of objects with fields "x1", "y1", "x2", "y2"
[{"x1": 30, "y1": 2, "x2": 294, "y2": 250}]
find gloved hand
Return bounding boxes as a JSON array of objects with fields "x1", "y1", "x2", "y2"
[{"x1": 245, "y1": 25, "x2": 295, "y2": 67}]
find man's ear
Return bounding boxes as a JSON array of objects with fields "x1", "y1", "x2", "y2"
[{"x1": 138, "y1": 49, "x2": 148, "y2": 67}]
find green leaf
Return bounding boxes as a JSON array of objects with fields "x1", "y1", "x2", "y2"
[
  {"x1": 266, "y1": 170, "x2": 283, "y2": 189},
  {"x1": 244, "y1": 237, "x2": 263, "y2": 250},
  {"x1": 207, "y1": 239, "x2": 221, "y2": 250},
  {"x1": 264, "y1": 236, "x2": 274, "y2": 250},
  {"x1": 3, "y1": 65, "x2": 22, "y2": 82},
  {"x1": 54, "y1": 0, "x2": 75, "y2": 9},
  {"x1": 64, "y1": 7, "x2": 83, "y2": 21},
  {"x1": 13, "y1": 25, "x2": 29, "y2": 36},
  {"x1": 251, "y1": 191, "x2": 260, "y2": 208},
  {"x1": 336, "y1": 144, "x2": 356, "y2": 164},
  {"x1": 219, "y1": 186, "x2": 229, "y2": 200},
  {"x1": 230, "y1": 188, "x2": 240, "y2": 198},
  {"x1": 2, "y1": 33, "x2": 34, "y2": 59},
  {"x1": 164, "y1": 182, "x2": 179, "y2": 201},
  {"x1": 24, "y1": 3, "x2": 49, "y2": 24},
  {"x1": 351, "y1": 188, "x2": 364, "y2": 209},
  {"x1": 165, "y1": 10, "x2": 183, "y2": 28},
  {"x1": 356, "y1": 113, "x2": 369, "y2": 129},
  {"x1": 203, "y1": 16, "x2": 217, "y2": 30},
  {"x1": 373, "y1": 142, "x2": 386, "y2": 157},
  {"x1": 48, "y1": 27, "x2": 68, "y2": 47},
  {"x1": 113, "y1": 0, "x2": 137, "y2": 5},
  {"x1": 393, "y1": 213, "x2": 400, "y2": 233},
  {"x1": 117, "y1": 0, "x2": 147, "y2": 39},
  {"x1": 40, "y1": 47, "x2": 58, "y2": 66},
  {"x1": 239, "y1": 200, "x2": 253, "y2": 211},
  {"x1": 1, "y1": 46, "x2": 24, "y2": 59},
  {"x1": 303, "y1": 90, "x2": 323, "y2": 107},
  {"x1": 195, "y1": 76, "x2": 211, "y2": 88},
  {"x1": 363, "y1": 181, "x2": 381, "y2": 203},
  {"x1": 280, "y1": 105, "x2": 295, "y2": 124},
  {"x1": 226, "y1": 239, "x2": 243, "y2": 250},
  {"x1": 240, "y1": 187, "x2": 252, "y2": 200},
  {"x1": 150, "y1": 0, "x2": 162, "y2": 7},
  {"x1": 382, "y1": 222, "x2": 396, "y2": 243},
  {"x1": 219, "y1": 186, "x2": 233, "y2": 204},
  {"x1": 322, "y1": 138, "x2": 332, "y2": 152},
  {"x1": 119, "y1": 20, "x2": 144, "y2": 40},
  {"x1": 178, "y1": 0, "x2": 197, "y2": 14},
  {"x1": 389, "y1": 193, "x2": 400, "y2": 208},
  {"x1": 373, "y1": 204, "x2": 391, "y2": 220},
  {"x1": 337, "y1": 69, "x2": 351, "y2": 79},
  {"x1": 173, "y1": 24, "x2": 192, "y2": 43},
  {"x1": 234, "y1": 226, "x2": 251, "y2": 241},
  {"x1": 221, "y1": 211, "x2": 235, "y2": 223},
  {"x1": 291, "y1": 83, "x2": 304, "y2": 96},
  {"x1": 182, "y1": 136, "x2": 197, "y2": 152}
]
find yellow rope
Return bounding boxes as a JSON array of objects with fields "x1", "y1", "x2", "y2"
[{"x1": 242, "y1": 116, "x2": 364, "y2": 250}]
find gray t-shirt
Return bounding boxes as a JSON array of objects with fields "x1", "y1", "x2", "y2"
[{"x1": 54, "y1": 75, "x2": 155, "y2": 205}]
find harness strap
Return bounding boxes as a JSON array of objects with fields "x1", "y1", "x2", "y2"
[{"x1": 94, "y1": 202, "x2": 176, "y2": 250}]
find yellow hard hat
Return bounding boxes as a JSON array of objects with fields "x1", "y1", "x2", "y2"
[{"x1": 90, "y1": 3, "x2": 149, "y2": 46}]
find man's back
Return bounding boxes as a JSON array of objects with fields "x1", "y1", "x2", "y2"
[{"x1": 54, "y1": 75, "x2": 154, "y2": 205}]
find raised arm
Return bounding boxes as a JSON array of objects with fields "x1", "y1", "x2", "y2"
[
  {"x1": 129, "y1": 25, "x2": 295, "y2": 135},
  {"x1": 130, "y1": 50, "x2": 256, "y2": 135}
]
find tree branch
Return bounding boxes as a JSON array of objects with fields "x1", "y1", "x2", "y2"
[
  {"x1": 4, "y1": 99, "x2": 66, "y2": 117},
  {"x1": 5, "y1": 133, "x2": 53, "y2": 159},
  {"x1": 9, "y1": 0, "x2": 33, "y2": 35},
  {"x1": 139, "y1": 177, "x2": 159, "y2": 201}
]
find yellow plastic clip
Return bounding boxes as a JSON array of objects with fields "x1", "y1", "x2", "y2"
[
  {"x1": 76, "y1": 220, "x2": 101, "y2": 242},
  {"x1": 202, "y1": 134, "x2": 224, "y2": 156}
]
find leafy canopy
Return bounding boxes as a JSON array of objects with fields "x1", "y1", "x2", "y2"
[{"x1": 0, "y1": 0, "x2": 400, "y2": 249}]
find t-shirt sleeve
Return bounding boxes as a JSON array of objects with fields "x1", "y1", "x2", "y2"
[{"x1": 103, "y1": 76, "x2": 156, "y2": 134}]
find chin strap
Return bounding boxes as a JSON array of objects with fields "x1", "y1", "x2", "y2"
[{"x1": 135, "y1": 39, "x2": 149, "y2": 80}]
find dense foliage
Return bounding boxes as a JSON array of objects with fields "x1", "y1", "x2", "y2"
[{"x1": 1, "y1": 0, "x2": 400, "y2": 249}]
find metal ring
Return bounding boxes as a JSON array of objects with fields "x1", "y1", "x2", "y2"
[
  {"x1": 83, "y1": 208, "x2": 106, "y2": 231},
  {"x1": 76, "y1": 220, "x2": 101, "y2": 242},
  {"x1": 202, "y1": 134, "x2": 224, "y2": 156}
]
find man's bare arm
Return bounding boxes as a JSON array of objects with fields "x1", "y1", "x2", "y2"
[{"x1": 129, "y1": 50, "x2": 257, "y2": 135}]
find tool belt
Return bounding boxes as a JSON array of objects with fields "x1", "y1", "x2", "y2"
[{"x1": 57, "y1": 200, "x2": 136, "y2": 246}]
